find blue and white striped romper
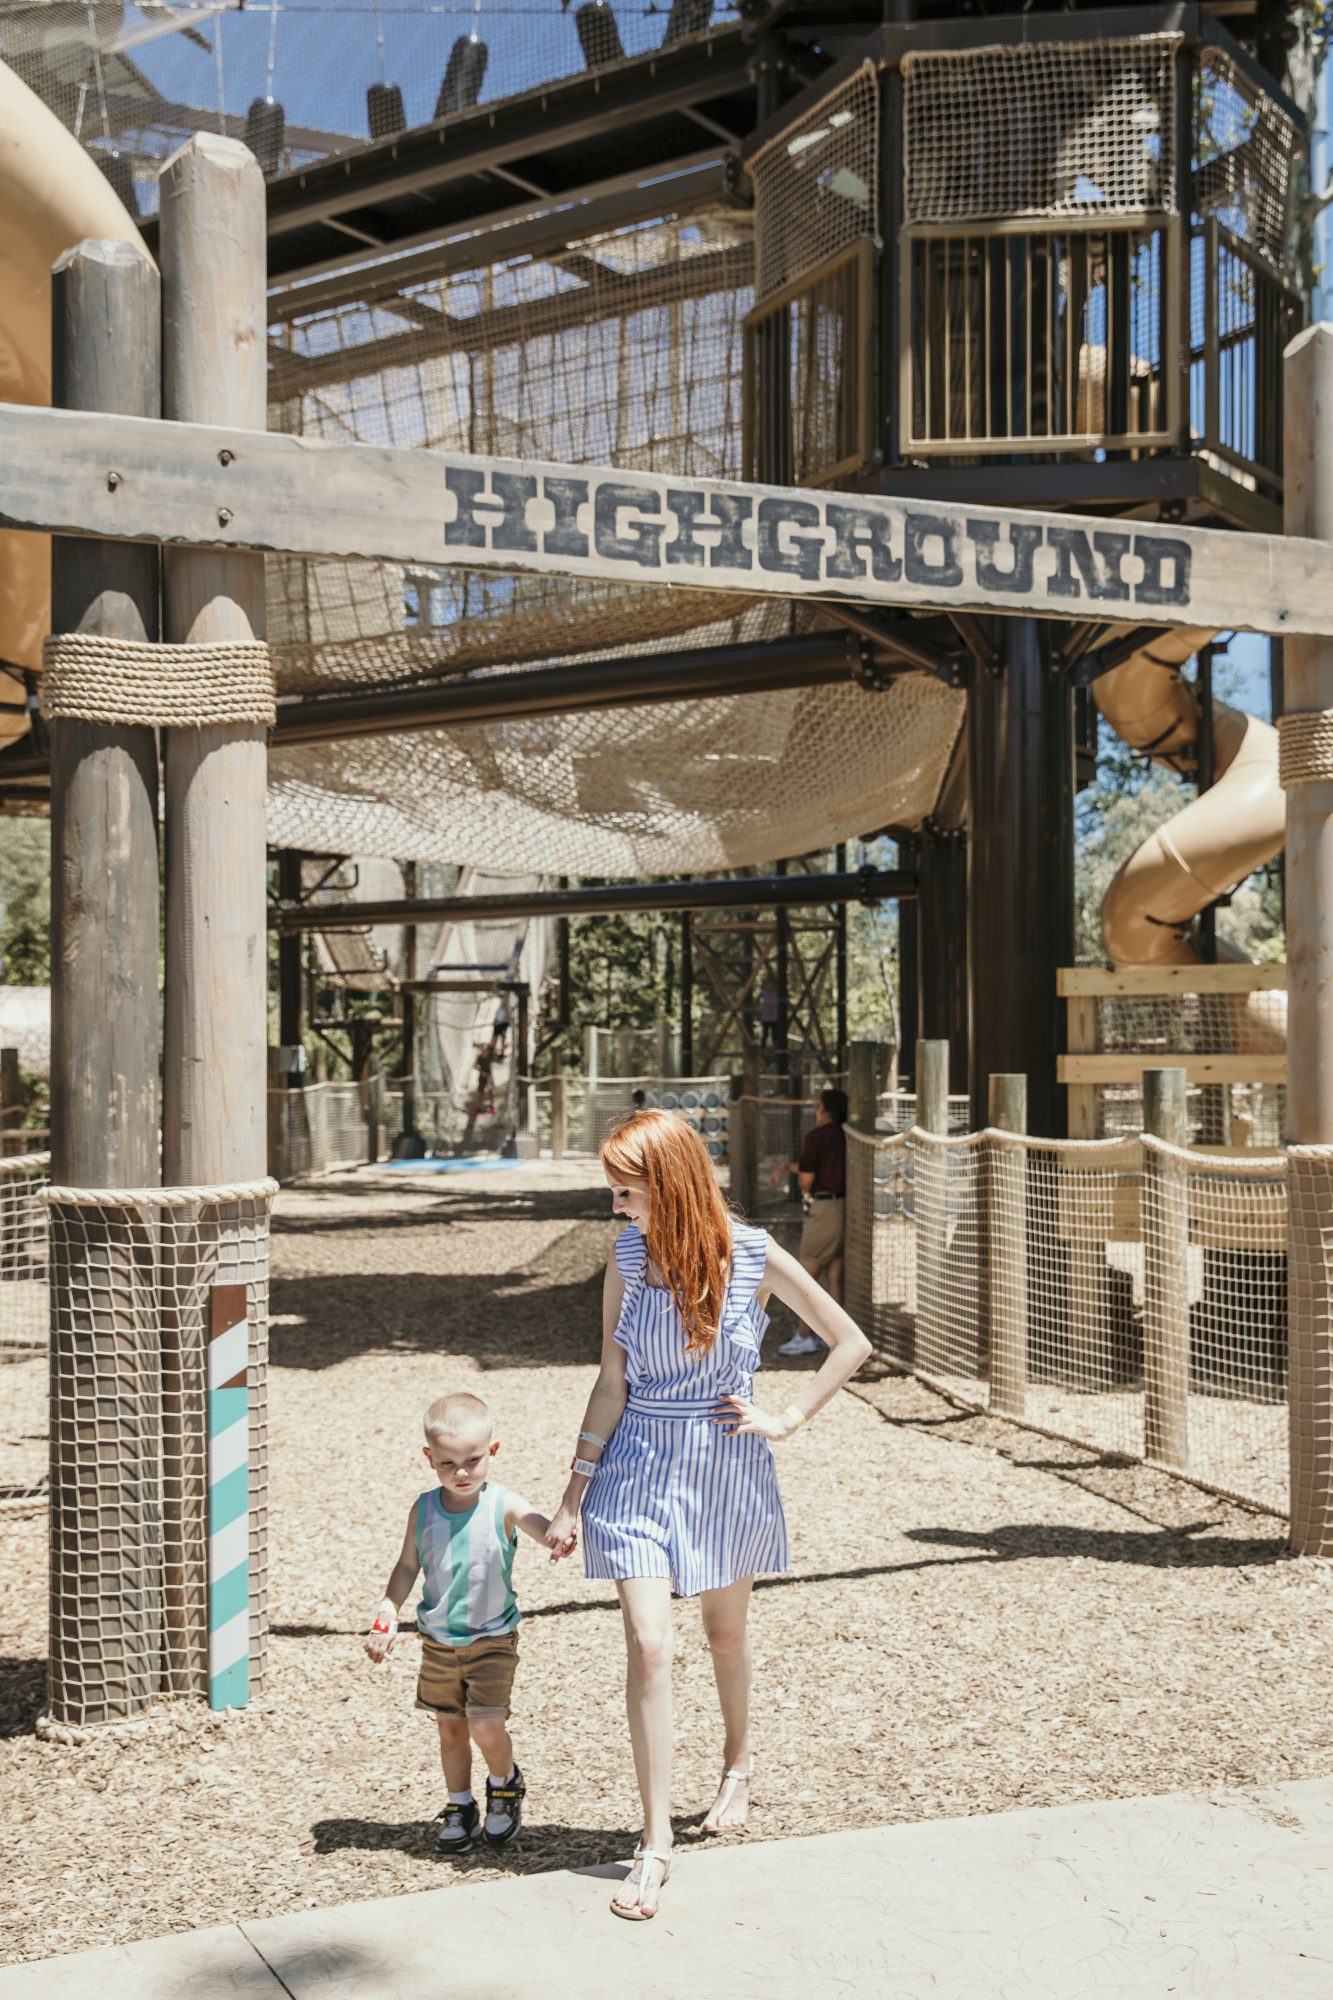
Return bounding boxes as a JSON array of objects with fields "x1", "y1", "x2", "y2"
[{"x1": 581, "y1": 1221, "x2": 790, "y2": 1597}]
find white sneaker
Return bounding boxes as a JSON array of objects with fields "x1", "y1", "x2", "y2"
[{"x1": 777, "y1": 1332, "x2": 822, "y2": 1357}]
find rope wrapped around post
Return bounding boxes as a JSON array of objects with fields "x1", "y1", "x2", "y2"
[
  {"x1": 1278, "y1": 709, "x2": 1333, "y2": 790},
  {"x1": 41, "y1": 633, "x2": 276, "y2": 730}
]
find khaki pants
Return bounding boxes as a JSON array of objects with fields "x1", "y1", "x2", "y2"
[{"x1": 799, "y1": 1197, "x2": 844, "y2": 1267}]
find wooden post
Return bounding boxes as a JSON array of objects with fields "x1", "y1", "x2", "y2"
[
  {"x1": 1284, "y1": 324, "x2": 1333, "y2": 1556},
  {"x1": 1143, "y1": 1067, "x2": 1190, "y2": 1471},
  {"x1": 46, "y1": 238, "x2": 163, "y2": 1726},
  {"x1": 366, "y1": 1069, "x2": 383, "y2": 1165},
  {"x1": 159, "y1": 135, "x2": 269, "y2": 1698},
  {"x1": 1062, "y1": 977, "x2": 1100, "y2": 1139},
  {"x1": 987, "y1": 1073, "x2": 1028, "y2": 1418},
  {"x1": 729, "y1": 1048, "x2": 760, "y2": 1215},
  {"x1": 915, "y1": 1038, "x2": 949, "y2": 1371},
  {"x1": 0, "y1": 1047, "x2": 20, "y2": 1157},
  {"x1": 848, "y1": 1040, "x2": 886, "y2": 1134},
  {"x1": 516, "y1": 985, "x2": 531, "y2": 1137},
  {"x1": 551, "y1": 1056, "x2": 567, "y2": 1162}
]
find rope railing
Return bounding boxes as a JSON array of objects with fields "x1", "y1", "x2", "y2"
[{"x1": 843, "y1": 1124, "x2": 1324, "y2": 1519}]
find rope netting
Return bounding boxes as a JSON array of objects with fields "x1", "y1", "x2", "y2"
[
  {"x1": 902, "y1": 37, "x2": 1181, "y2": 228},
  {"x1": 4, "y1": 2, "x2": 744, "y2": 205},
  {"x1": 37, "y1": 1181, "x2": 275, "y2": 1730},
  {"x1": 844, "y1": 1126, "x2": 1311, "y2": 1517},
  {"x1": 261, "y1": 194, "x2": 967, "y2": 869},
  {"x1": 1194, "y1": 48, "x2": 1300, "y2": 274},
  {"x1": 1074, "y1": 985, "x2": 1287, "y2": 1146},
  {"x1": 0, "y1": 1155, "x2": 51, "y2": 1509},
  {"x1": 750, "y1": 61, "x2": 881, "y2": 302},
  {"x1": 267, "y1": 213, "x2": 757, "y2": 695},
  {"x1": 534, "y1": 1076, "x2": 732, "y2": 1160}
]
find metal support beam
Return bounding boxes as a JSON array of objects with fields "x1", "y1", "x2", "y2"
[
  {"x1": 272, "y1": 870, "x2": 915, "y2": 936},
  {"x1": 273, "y1": 633, "x2": 863, "y2": 748}
]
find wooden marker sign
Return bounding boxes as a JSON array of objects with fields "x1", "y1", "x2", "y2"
[
  {"x1": 207, "y1": 1283, "x2": 250, "y2": 1712},
  {"x1": 1, "y1": 399, "x2": 1331, "y2": 639}
]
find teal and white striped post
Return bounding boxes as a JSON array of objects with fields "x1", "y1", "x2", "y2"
[{"x1": 208, "y1": 1283, "x2": 250, "y2": 1710}]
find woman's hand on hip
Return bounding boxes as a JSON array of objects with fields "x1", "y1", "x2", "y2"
[
  {"x1": 545, "y1": 1506, "x2": 579, "y2": 1564},
  {"x1": 713, "y1": 1393, "x2": 792, "y2": 1441}
]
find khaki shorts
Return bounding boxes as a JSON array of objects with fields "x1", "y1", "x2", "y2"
[
  {"x1": 416, "y1": 1629, "x2": 519, "y2": 1719},
  {"x1": 799, "y1": 1196, "x2": 845, "y2": 1268}
]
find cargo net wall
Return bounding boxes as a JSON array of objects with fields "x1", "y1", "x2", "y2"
[
  {"x1": 0, "y1": 1155, "x2": 52, "y2": 1509},
  {"x1": 844, "y1": 1127, "x2": 1294, "y2": 1516},
  {"x1": 901, "y1": 36, "x2": 1181, "y2": 227},
  {"x1": 1194, "y1": 49, "x2": 1300, "y2": 273},
  {"x1": 534, "y1": 1078, "x2": 732, "y2": 1160},
  {"x1": 267, "y1": 213, "x2": 757, "y2": 696},
  {"x1": 43, "y1": 1182, "x2": 275, "y2": 1732},
  {"x1": 1074, "y1": 984, "x2": 1286, "y2": 1146},
  {"x1": 3, "y1": 1, "x2": 743, "y2": 215},
  {"x1": 749, "y1": 60, "x2": 882, "y2": 301},
  {"x1": 263, "y1": 192, "x2": 968, "y2": 874}
]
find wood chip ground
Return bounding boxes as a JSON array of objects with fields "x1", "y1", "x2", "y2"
[{"x1": 2, "y1": 1161, "x2": 1330, "y2": 1964}]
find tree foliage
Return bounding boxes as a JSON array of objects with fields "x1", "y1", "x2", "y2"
[{"x1": 0, "y1": 820, "x2": 50, "y2": 985}]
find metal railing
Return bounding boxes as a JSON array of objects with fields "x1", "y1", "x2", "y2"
[
  {"x1": 899, "y1": 217, "x2": 1180, "y2": 456},
  {"x1": 744, "y1": 239, "x2": 877, "y2": 486}
]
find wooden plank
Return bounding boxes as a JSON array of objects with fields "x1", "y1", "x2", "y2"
[
  {"x1": 1058, "y1": 964, "x2": 1288, "y2": 996},
  {"x1": 1059, "y1": 1054, "x2": 1288, "y2": 1084},
  {"x1": 2, "y1": 403, "x2": 1333, "y2": 638},
  {"x1": 1065, "y1": 994, "x2": 1099, "y2": 1139}
]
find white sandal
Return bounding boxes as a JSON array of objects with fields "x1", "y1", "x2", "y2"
[
  {"x1": 701, "y1": 1764, "x2": 752, "y2": 1835},
  {"x1": 610, "y1": 1844, "x2": 672, "y2": 1921}
]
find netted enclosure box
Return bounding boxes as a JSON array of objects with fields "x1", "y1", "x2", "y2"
[{"x1": 743, "y1": 24, "x2": 1302, "y2": 509}]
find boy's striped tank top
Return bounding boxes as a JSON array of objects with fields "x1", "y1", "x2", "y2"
[{"x1": 415, "y1": 1481, "x2": 518, "y2": 1647}]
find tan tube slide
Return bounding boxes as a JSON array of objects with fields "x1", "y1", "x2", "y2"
[
  {"x1": 0, "y1": 60, "x2": 146, "y2": 744},
  {"x1": 1095, "y1": 625, "x2": 1286, "y2": 1053}
]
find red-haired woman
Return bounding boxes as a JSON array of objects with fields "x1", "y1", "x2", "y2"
[{"x1": 545, "y1": 1108, "x2": 871, "y2": 1920}]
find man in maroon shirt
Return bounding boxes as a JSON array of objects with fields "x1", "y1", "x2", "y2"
[{"x1": 766, "y1": 1087, "x2": 847, "y2": 1356}]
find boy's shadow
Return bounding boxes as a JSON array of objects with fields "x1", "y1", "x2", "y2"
[{"x1": 312, "y1": 1811, "x2": 711, "y2": 1869}]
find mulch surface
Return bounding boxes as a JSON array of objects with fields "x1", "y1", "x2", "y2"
[{"x1": 2, "y1": 1161, "x2": 1330, "y2": 1963}]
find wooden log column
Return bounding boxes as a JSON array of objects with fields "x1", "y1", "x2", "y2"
[
  {"x1": 1143, "y1": 1067, "x2": 1190, "y2": 1473},
  {"x1": 159, "y1": 134, "x2": 270, "y2": 1694},
  {"x1": 987, "y1": 1073, "x2": 1028, "y2": 1420},
  {"x1": 46, "y1": 239, "x2": 163, "y2": 1726},
  {"x1": 1283, "y1": 324, "x2": 1333, "y2": 1557}
]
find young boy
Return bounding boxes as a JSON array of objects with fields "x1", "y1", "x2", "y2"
[{"x1": 365, "y1": 1391, "x2": 552, "y2": 1853}]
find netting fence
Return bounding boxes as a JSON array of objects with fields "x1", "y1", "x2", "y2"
[
  {"x1": 534, "y1": 1076, "x2": 732, "y2": 1160},
  {"x1": 901, "y1": 36, "x2": 1181, "y2": 228},
  {"x1": 0, "y1": 1154, "x2": 52, "y2": 1509},
  {"x1": 845, "y1": 1126, "x2": 1302, "y2": 1516},
  {"x1": 10, "y1": 1178, "x2": 277, "y2": 1732}
]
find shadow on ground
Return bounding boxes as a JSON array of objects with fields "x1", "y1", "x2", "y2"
[
  {"x1": 270, "y1": 1269, "x2": 607, "y2": 1371},
  {"x1": 0, "y1": 1656, "x2": 45, "y2": 1737},
  {"x1": 904, "y1": 1521, "x2": 1284, "y2": 1569}
]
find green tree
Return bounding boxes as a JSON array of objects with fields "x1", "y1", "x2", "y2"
[{"x1": 0, "y1": 819, "x2": 50, "y2": 985}]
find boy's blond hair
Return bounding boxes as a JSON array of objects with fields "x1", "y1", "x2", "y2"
[{"x1": 423, "y1": 1391, "x2": 492, "y2": 1442}]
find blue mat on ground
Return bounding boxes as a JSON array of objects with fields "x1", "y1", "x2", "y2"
[{"x1": 376, "y1": 1156, "x2": 525, "y2": 1173}]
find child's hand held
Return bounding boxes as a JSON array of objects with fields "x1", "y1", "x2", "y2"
[{"x1": 365, "y1": 1598, "x2": 398, "y2": 1662}]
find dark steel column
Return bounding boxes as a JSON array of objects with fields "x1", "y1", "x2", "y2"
[
  {"x1": 835, "y1": 842, "x2": 848, "y2": 1073},
  {"x1": 680, "y1": 909, "x2": 694, "y2": 1075},
  {"x1": 775, "y1": 858, "x2": 790, "y2": 1081},
  {"x1": 967, "y1": 619, "x2": 1074, "y2": 1136},
  {"x1": 918, "y1": 822, "x2": 969, "y2": 1097},
  {"x1": 277, "y1": 850, "x2": 305, "y2": 1087},
  {"x1": 897, "y1": 834, "x2": 919, "y2": 1083}
]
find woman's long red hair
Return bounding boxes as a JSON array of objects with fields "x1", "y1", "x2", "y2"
[{"x1": 600, "y1": 1110, "x2": 733, "y2": 1357}]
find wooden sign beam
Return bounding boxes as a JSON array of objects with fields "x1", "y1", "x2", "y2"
[{"x1": 1, "y1": 399, "x2": 1331, "y2": 639}]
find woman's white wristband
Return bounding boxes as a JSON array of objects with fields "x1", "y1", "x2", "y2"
[
  {"x1": 571, "y1": 1455, "x2": 599, "y2": 1479},
  {"x1": 578, "y1": 1429, "x2": 607, "y2": 1450},
  {"x1": 781, "y1": 1403, "x2": 808, "y2": 1437}
]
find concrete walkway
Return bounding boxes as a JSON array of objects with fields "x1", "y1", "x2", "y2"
[{"x1": 5, "y1": 1778, "x2": 1333, "y2": 1999}]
